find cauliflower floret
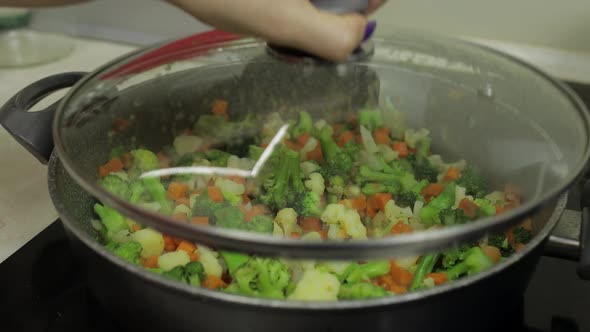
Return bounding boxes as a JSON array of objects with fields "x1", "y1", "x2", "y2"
[
  {"x1": 197, "y1": 245, "x2": 223, "y2": 277},
  {"x1": 384, "y1": 200, "x2": 413, "y2": 223},
  {"x1": 300, "y1": 161, "x2": 321, "y2": 178},
  {"x1": 172, "y1": 204, "x2": 191, "y2": 216},
  {"x1": 261, "y1": 112, "x2": 286, "y2": 144},
  {"x1": 132, "y1": 228, "x2": 164, "y2": 258},
  {"x1": 173, "y1": 135, "x2": 204, "y2": 155},
  {"x1": 158, "y1": 251, "x2": 190, "y2": 271},
  {"x1": 321, "y1": 204, "x2": 367, "y2": 240},
  {"x1": 485, "y1": 191, "x2": 505, "y2": 206},
  {"x1": 288, "y1": 269, "x2": 340, "y2": 301},
  {"x1": 215, "y1": 177, "x2": 245, "y2": 205},
  {"x1": 305, "y1": 172, "x2": 325, "y2": 195},
  {"x1": 227, "y1": 155, "x2": 255, "y2": 170},
  {"x1": 273, "y1": 208, "x2": 301, "y2": 237},
  {"x1": 454, "y1": 185, "x2": 467, "y2": 208},
  {"x1": 404, "y1": 128, "x2": 430, "y2": 149},
  {"x1": 377, "y1": 144, "x2": 399, "y2": 162}
]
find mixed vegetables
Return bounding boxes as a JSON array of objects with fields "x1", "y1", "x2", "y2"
[{"x1": 93, "y1": 100, "x2": 533, "y2": 301}]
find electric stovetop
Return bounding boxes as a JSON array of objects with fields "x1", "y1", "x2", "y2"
[{"x1": 2, "y1": 82, "x2": 590, "y2": 332}]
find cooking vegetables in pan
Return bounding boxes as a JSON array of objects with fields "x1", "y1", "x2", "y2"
[{"x1": 91, "y1": 101, "x2": 532, "y2": 301}]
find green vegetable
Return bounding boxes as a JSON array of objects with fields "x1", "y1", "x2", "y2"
[
  {"x1": 474, "y1": 198, "x2": 496, "y2": 217},
  {"x1": 409, "y1": 253, "x2": 440, "y2": 291},
  {"x1": 244, "y1": 215, "x2": 274, "y2": 233},
  {"x1": 413, "y1": 156, "x2": 438, "y2": 183},
  {"x1": 457, "y1": 166, "x2": 488, "y2": 199},
  {"x1": 487, "y1": 233, "x2": 514, "y2": 257},
  {"x1": 358, "y1": 109, "x2": 384, "y2": 132},
  {"x1": 288, "y1": 269, "x2": 340, "y2": 301},
  {"x1": 344, "y1": 261, "x2": 391, "y2": 283},
  {"x1": 214, "y1": 205, "x2": 245, "y2": 229},
  {"x1": 441, "y1": 244, "x2": 472, "y2": 269},
  {"x1": 99, "y1": 174, "x2": 130, "y2": 200},
  {"x1": 192, "y1": 194, "x2": 225, "y2": 220},
  {"x1": 225, "y1": 258, "x2": 291, "y2": 299},
  {"x1": 513, "y1": 227, "x2": 533, "y2": 244},
  {"x1": 338, "y1": 282, "x2": 390, "y2": 299},
  {"x1": 315, "y1": 126, "x2": 354, "y2": 179},
  {"x1": 94, "y1": 203, "x2": 129, "y2": 241},
  {"x1": 444, "y1": 247, "x2": 494, "y2": 280},
  {"x1": 162, "y1": 261, "x2": 205, "y2": 287},
  {"x1": 356, "y1": 165, "x2": 417, "y2": 193},
  {"x1": 128, "y1": 149, "x2": 159, "y2": 179},
  {"x1": 142, "y1": 177, "x2": 173, "y2": 214},
  {"x1": 220, "y1": 251, "x2": 250, "y2": 277},
  {"x1": 419, "y1": 182, "x2": 456, "y2": 227},
  {"x1": 105, "y1": 240, "x2": 142, "y2": 264},
  {"x1": 248, "y1": 145, "x2": 265, "y2": 161},
  {"x1": 204, "y1": 149, "x2": 232, "y2": 167},
  {"x1": 109, "y1": 145, "x2": 125, "y2": 159},
  {"x1": 438, "y1": 207, "x2": 470, "y2": 226},
  {"x1": 290, "y1": 111, "x2": 313, "y2": 138}
]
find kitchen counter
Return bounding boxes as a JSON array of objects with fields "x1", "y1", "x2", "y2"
[{"x1": 0, "y1": 36, "x2": 135, "y2": 263}]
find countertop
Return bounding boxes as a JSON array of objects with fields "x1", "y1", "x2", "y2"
[{"x1": 0, "y1": 36, "x2": 135, "y2": 263}]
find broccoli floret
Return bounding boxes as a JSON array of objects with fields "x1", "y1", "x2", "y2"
[
  {"x1": 444, "y1": 246, "x2": 494, "y2": 280},
  {"x1": 142, "y1": 177, "x2": 174, "y2": 214},
  {"x1": 315, "y1": 126, "x2": 354, "y2": 179},
  {"x1": 418, "y1": 182, "x2": 456, "y2": 227},
  {"x1": 214, "y1": 205, "x2": 245, "y2": 230},
  {"x1": 293, "y1": 191, "x2": 323, "y2": 217},
  {"x1": 204, "y1": 149, "x2": 232, "y2": 167},
  {"x1": 244, "y1": 215, "x2": 274, "y2": 233},
  {"x1": 361, "y1": 182, "x2": 399, "y2": 196},
  {"x1": 258, "y1": 146, "x2": 305, "y2": 211},
  {"x1": 513, "y1": 227, "x2": 533, "y2": 244},
  {"x1": 396, "y1": 191, "x2": 419, "y2": 208},
  {"x1": 129, "y1": 181, "x2": 145, "y2": 203},
  {"x1": 474, "y1": 198, "x2": 496, "y2": 217},
  {"x1": 438, "y1": 207, "x2": 470, "y2": 226},
  {"x1": 290, "y1": 111, "x2": 313, "y2": 138},
  {"x1": 128, "y1": 149, "x2": 159, "y2": 179},
  {"x1": 343, "y1": 261, "x2": 391, "y2": 283},
  {"x1": 413, "y1": 157, "x2": 438, "y2": 183},
  {"x1": 94, "y1": 203, "x2": 129, "y2": 241},
  {"x1": 105, "y1": 240, "x2": 142, "y2": 264},
  {"x1": 487, "y1": 233, "x2": 514, "y2": 257},
  {"x1": 225, "y1": 258, "x2": 291, "y2": 299},
  {"x1": 338, "y1": 282, "x2": 390, "y2": 299},
  {"x1": 356, "y1": 165, "x2": 417, "y2": 193},
  {"x1": 99, "y1": 174, "x2": 130, "y2": 200},
  {"x1": 109, "y1": 145, "x2": 125, "y2": 159},
  {"x1": 457, "y1": 166, "x2": 488, "y2": 199},
  {"x1": 441, "y1": 244, "x2": 472, "y2": 269},
  {"x1": 162, "y1": 261, "x2": 205, "y2": 287},
  {"x1": 192, "y1": 194, "x2": 225, "y2": 219},
  {"x1": 248, "y1": 145, "x2": 265, "y2": 161},
  {"x1": 326, "y1": 175, "x2": 345, "y2": 198},
  {"x1": 358, "y1": 109, "x2": 384, "y2": 132}
]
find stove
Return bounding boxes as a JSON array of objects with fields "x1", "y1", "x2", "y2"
[{"x1": 2, "y1": 82, "x2": 590, "y2": 332}]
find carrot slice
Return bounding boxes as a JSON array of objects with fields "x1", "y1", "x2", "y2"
[
  {"x1": 142, "y1": 255, "x2": 159, "y2": 268},
  {"x1": 392, "y1": 141, "x2": 409, "y2": 158},
  {"x1": 131, "y1": 224, "x2": 142, "y2": 233},
  {"x1": 481, "y1": 245, "x2": 501, "y2": 264},
  {"x1": 390, "y1": 261, "x2": 413, "y2": 287},
  {"x1": 443, "y1": 167, "x2": 460, "y2": 181},
  {"x1": 176, "y1": 240, "x2": 197, "y2": 254},
  {"x1": 211, "y1": 99, "x2": 229, "y2": 121},
  {"x1": 167, "y1": 182, "x2": 189, "y2": 200},
  {"x1": 207, "y1": 186, "x2": 224, "y2": 203},
  {"x1": 390, "y1": 220, "x2": 413, "y2": 235},
  {"x1": 337, "y1": 131, "x2": 355, "y2": 147},
  {"x1": 163, "y1": 234, "x2": 177, "y2": 251},
  {"x1": 306, "y1": 143, "x2": 324, "y2": 162},
  {"x1": 300, "y1": 217, "x2": 322, "y2": 232},
  {"x1": 297, "y1": 132, "x2": 310, "y2": 147},
  {"x1": 368, "y1": 193, "x2": 392, "y2": 210},
  {"x1": 426, "y1": 272, "x2": 448, "y2": 285},
  {"x1": 421, "y1": 183, "x2": 445, "y2": 197},
  {"x1": 340, "y1": 195, "x2": 367, "y2": 212},
  {"x1": 98, "y1": 166, "x2": 110, "y2": 178},
  {"x1": 175, "y1": 197, "x2": 190, "y2": 207},
  {"x1": 202, "y1": 275, "x2": 227, "y2": 290},
  {"x1": 191, "y1": 216, "x2": 210, "y2": 226},
  {"x1": 104, "y1": 157, "x2": 124, "y2": 173},
  {"x1": 188, "y1": 252, "x2": 200, "y2": 262},
  {"x1": 458, "y1": 198, "x2": 479, "y2": 218},
  {"x1": 373, "y1": 127, "x2": 390, "y2": 145},
  {"x1": 120, "y1": 153, "x2": 133, "y2": 169}
]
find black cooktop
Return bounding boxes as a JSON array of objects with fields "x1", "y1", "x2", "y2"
[{"x1": 2, "y1": 82, "x2": 590, "y2": 332}]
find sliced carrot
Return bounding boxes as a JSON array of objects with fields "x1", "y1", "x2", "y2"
[
  {"x1": 211, "y1": 99, "x2": 229, "y2": 121},
  {"x1": 202, "y1": 275, "x2": 227, "y2": 290},
  {"x1": 244, "y1": 204, "x2": 269, "y2": 222},
  {"x1": 191, "y1": 216, "x2": 210, "y2": 226},
  {"x1": 172, "y1": 213, "x2": 187, "y2": 222},
  {"x1": 297, "y1": 132, "x2": 310, "y2": 147},
  {"x1": 163, "y1": 234, "x2": 177, "y2": 251},
  {"x1": 131, "y1": 224, "x2": 142, "y2": 233},
  {"x1": 390, "y1": 261, "x2": 413, "y2": 287},
  {"x1": 104, "y1": 157, "x2": 124, "y2": 173},
  {"x1": 426, "y1": 272, "x2": 448, "y2": 285},
  {"x1": 306, "y1": 143, "x2": 324, "y2": 162},
  {"x1": 443, "y1": 167, "x2": 460, "y2": 181},
  {"x1": 290, "y1": 232, "x2": 301, "y2": 239},
  {"x1": 481, "y1": 245, "x2": 501, "y2": 264},
  {"x1": 167, "y1": 182, "x2": 189, "y2": 200},
  {"x1": 421, "y1": 183, "x2": 445, "y2": 197},
  {"x1": 98, "y1": 166, "x2": 110, "y2": 178},
  {"x1": 495, "y1": 205, "x2": 506, "y2": 215},
  {"x1": 175, "y1": 197, "x2": 190, "y2": 207},
  {"x1": 176, "y1": 240, "x2": 197, "y2": 254},
  {"x1": 260, "y1": 143, "x2": 269, "y2": 148},
  {"x1": 188, "y1": 252, "x2": 199, "y2": 262},
  {"x1": 514, "y1": 243, "x2": 526, "y2": 252},
  {"x1": 390, "y1": 220, "x2": 413, "y2": 235},
  {"x1": 369, "y1": 193, "x2": 392, "y2": 210},
  {"x1": 337, "y1": 131, "x2": 355, "y2": 147},
  {"x1": 373, "y1": 127, "x2": 390, "y2": 145},
  {"x1": 317, "y1": 230, "x2": 328, "y2": 239},
  {"x1": 283, "y1": 139, "x2": 300, "y2": 150},
  {"x1": 520, "y1": 218, "x2": 533, "y2": 231},
  {"x1": 300, "y1": 217, "x2": 322, "y2": 232},
  {"x1": 458, "y1": 198, "x2": 479, "y2": 218},
  {"x1": 242, "y1": 194, "x2": 250, "y2": 204},
  {"x1": 504, "y1": 184, "x2": 521, "y2": 206},
  {"x1": 506, "y1": 229, "x2": 515, "y2": 248},
  {"x1": 112, "y1": 117, "x2": 129, "y2": 132},
  {"x1": 340, "y1": 195, "x2": 367, "y2": 212},
  {"x1": 366, "y1": 206, "x2": 378, "y2": 218},
  {"x1": 142, "y1": 255, "x2": 159, "y2": 268},
  {"x1": 392, "y1": 141, "x2": 409, "y2": 158},
  {"x1": 207, "y1": 186, "x2": 224, "y2": 203}
]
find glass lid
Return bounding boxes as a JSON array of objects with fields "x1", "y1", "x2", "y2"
[{"x1": 52, "y1": 26, "x2": 590, "y2": 259}]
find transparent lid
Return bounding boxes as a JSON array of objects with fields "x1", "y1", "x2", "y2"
[{"x1": 53, "y1": 28, "x2": 590, "y2": 259}]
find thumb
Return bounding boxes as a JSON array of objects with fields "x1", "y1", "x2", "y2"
[{"x1": 270, "y1": 3, "x2": 372, "y2": 61}]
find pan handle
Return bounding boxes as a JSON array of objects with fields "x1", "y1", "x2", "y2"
[
  {"x1": 544, "y1": 179, "x2": 590, "y2": 280},
  {"x1": 0, "y1": 72, "x2": 86, "y2": 164}
]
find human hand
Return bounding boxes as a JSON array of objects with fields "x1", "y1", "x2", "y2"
[{"x1": 167, "y1": 0, "x2": 385, "y2": 61}]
